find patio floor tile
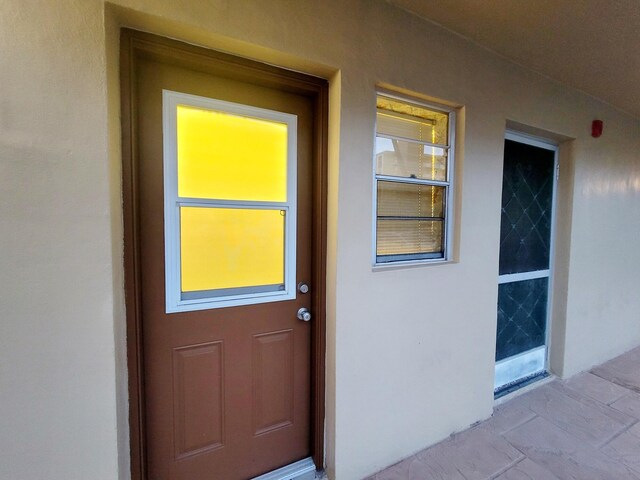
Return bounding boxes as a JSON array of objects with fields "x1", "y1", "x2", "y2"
[
  {"x1": 368, "y1": 346, "x2": 640, "y2": 480},
  {"x1": 611, "y1": 394, "x2": 640, "y2": 420},
  {"x1": 592, "y1": 350, "x2": 640, "y2": 393},
  {"x1": 521, "y1": 382, "x2": 632, "y2": 447},
  {"x1": 601, "y1": 429, "x2": 640, "y2": 475},
  {"x1": 504, "y1": 416, "x2": 640, "y2": 479},
  {"x1": 415, "y1": 427, "x2": 523, "y2": 480},
  {"x1": 493, "y1": 458, "x2": 560, "y2": 479},
  {"x1": 477, "y1": 397, "x2": 536, "y2": 435},
  {"x1": 564, "y1": 372, "x2": 629, "y2": 405}
]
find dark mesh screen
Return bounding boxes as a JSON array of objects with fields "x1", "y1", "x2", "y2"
[
  {"x1": 496, "y1": 277, "x2": 549, "y2": 361},
  {"x1": 499, "y1": 140, "x2": 554, "y2": 275}
]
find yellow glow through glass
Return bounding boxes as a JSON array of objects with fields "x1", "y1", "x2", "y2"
[
  {"x1": 177, "y1": 105, "x2": 288, "y2": 202},
  {"x1": 180, "y1": 207, "x2": 285, "y2": 292}
]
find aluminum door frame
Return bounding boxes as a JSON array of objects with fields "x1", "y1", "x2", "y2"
[{"x1": 494, "y1": 130, "x2": 559, "y2": 391}]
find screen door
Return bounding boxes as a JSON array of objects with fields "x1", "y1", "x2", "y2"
[{"x1": 495, "y1": 132, "x2": 557, "y2": 392}]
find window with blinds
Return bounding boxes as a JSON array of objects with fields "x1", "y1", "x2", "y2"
[{"x1": 374, "y1": 94, "x2": 454, "y2": 264}]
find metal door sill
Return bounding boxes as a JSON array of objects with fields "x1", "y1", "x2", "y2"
[
  {"x1": 494, "y1": 371, "x2": 549, "y2": 399},
  {"x1": 494, "y1": 346, "x2": 546, "y2": 390},
  {"x1": 252, "y1": 457, "x2": 317, "y2": 480}
]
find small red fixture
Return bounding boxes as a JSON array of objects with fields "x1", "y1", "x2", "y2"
[{"x1": 592, "y1": 119, "x2": 603, "y2": 138}]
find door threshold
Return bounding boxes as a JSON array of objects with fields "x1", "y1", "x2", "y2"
[
  {"x1": 494, "y1": 371, "x2": 549, "y2": 399},
  {"x1": 494, "y1": 346, "x2": 546, "y2": 391},
  {"x1": 252, "y1": 457, "x2": 317, "y2": 480},
  {"x1": 494, "y1": 371, "x2": 555, "y2": 406}
]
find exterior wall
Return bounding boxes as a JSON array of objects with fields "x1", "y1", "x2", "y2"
[
  {"x1": 0, "y1": 1, "x2": 120, "y2": 479},
  {"x1": 0, "y1": 1, "x2": 638, "y2": 479}
]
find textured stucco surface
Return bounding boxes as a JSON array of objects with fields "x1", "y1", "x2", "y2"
[{"x1": 0, "y1": 1, "x2": 639, "y2": 479}]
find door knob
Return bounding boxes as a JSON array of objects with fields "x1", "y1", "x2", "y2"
[{"x1": 297, "y1": 308, "x2": 311, "y2": 322}]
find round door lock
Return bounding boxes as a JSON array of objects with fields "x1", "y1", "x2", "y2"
[
  {"x1": 297, "y1": 308, "x2": 312, "y2": 322},
  {"x1": 298, "y1": 282, "x2": 309, "y2": 294}
]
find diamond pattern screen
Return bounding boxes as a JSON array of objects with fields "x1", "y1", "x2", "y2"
[
  {"x1": 496, "y1": 139, "x2": 554, "y2": 362},
  {"x1": 499, "y1": 140, "x2": 554, "y2": 275},
  {"x1": 496, "y1": 277, "x2": 549, "y2": 361}
]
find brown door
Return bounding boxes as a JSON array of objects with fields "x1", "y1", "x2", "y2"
[{"x1": 122, "y1": 31, "x2": 326, "y2": 480}]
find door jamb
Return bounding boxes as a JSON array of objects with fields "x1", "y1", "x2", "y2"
[{"x1": 120, "y1": 28, "x2": 328, "y2": 480}]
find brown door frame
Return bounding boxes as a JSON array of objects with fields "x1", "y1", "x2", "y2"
[{"x1": 120, "y1": 29, "x2": 328, "y2": 480}]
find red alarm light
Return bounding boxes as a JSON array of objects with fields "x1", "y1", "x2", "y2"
[{"x1": 592, "y1": 119, "x2": 603, "y2": 138}]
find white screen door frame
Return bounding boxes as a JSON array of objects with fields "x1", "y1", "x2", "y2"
[{"x1": 494, "y1": 130, "x2": 559, "y2": 392}]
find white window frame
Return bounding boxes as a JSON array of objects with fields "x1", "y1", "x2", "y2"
[
  {"x1": 372, "y1": 92, "x2": 455, "y2": 267},
  {"x1": 162, "y1": 90, "x2": 298, "y2": 313}
]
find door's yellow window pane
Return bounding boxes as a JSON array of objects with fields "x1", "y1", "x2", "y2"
[
  {"x1": 177, "y1": 105, "x2": 288, "y2": 202},
  {"x1": 180, "y1": 207, "x2": 285, "y2": 293}
]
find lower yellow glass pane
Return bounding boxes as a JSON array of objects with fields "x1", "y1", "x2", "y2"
[{"x1": 180, "y1": 207, "x2": 285, "y2": 293}]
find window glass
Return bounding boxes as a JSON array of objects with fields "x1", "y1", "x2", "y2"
[
  {"x1": 180, "y1": 207, "x2": 285, "y2": 294},
  {"x1": 377, "y1": 219, "x2": 443, "y2": 259},
  {"x1": 375, "y1": 137, "x2": 447, "y2": 181},
  {"x1": 374, "y1": 94, "x2": 453, "y2": 264},
  {"x1": 164, "y1": 91, "x2": 297, "y2": 312},
  {"x1": 177, "y1": 105, "x2": 288, "y2": 202},
  {"x1": 377, "y1": 182, "x2": 445, "y2": 219},
  {"x1": 376, "y1": 96, "x2": 448, "y2": 145}
]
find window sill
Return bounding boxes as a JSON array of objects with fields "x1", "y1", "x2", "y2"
[{"x1": 372, "y1": 257, "x2": 456, "y2": 272}]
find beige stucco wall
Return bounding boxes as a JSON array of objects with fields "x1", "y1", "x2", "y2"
[{"x1": 1, "y1": 1, "x2": 639, "y2": 479}]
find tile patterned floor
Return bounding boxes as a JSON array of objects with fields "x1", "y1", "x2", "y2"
[{"x1": 367, "y1": 346, "x2": 640, "y2": 480}]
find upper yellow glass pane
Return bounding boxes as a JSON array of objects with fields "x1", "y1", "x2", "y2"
[
  {"x1": 180, "y1": 207, "x2": 285, "y2": 293},
  {"x1": 177, "y1": 105, "x2": 288, "y2": 202}
]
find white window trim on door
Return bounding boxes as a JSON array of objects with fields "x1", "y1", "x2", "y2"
[
  {"x1": 162, "y1": 90, "x2": 298, "y2": 313},
  {"x1": 494, "y1": 129, "x2": 559, "y2": 391}
]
